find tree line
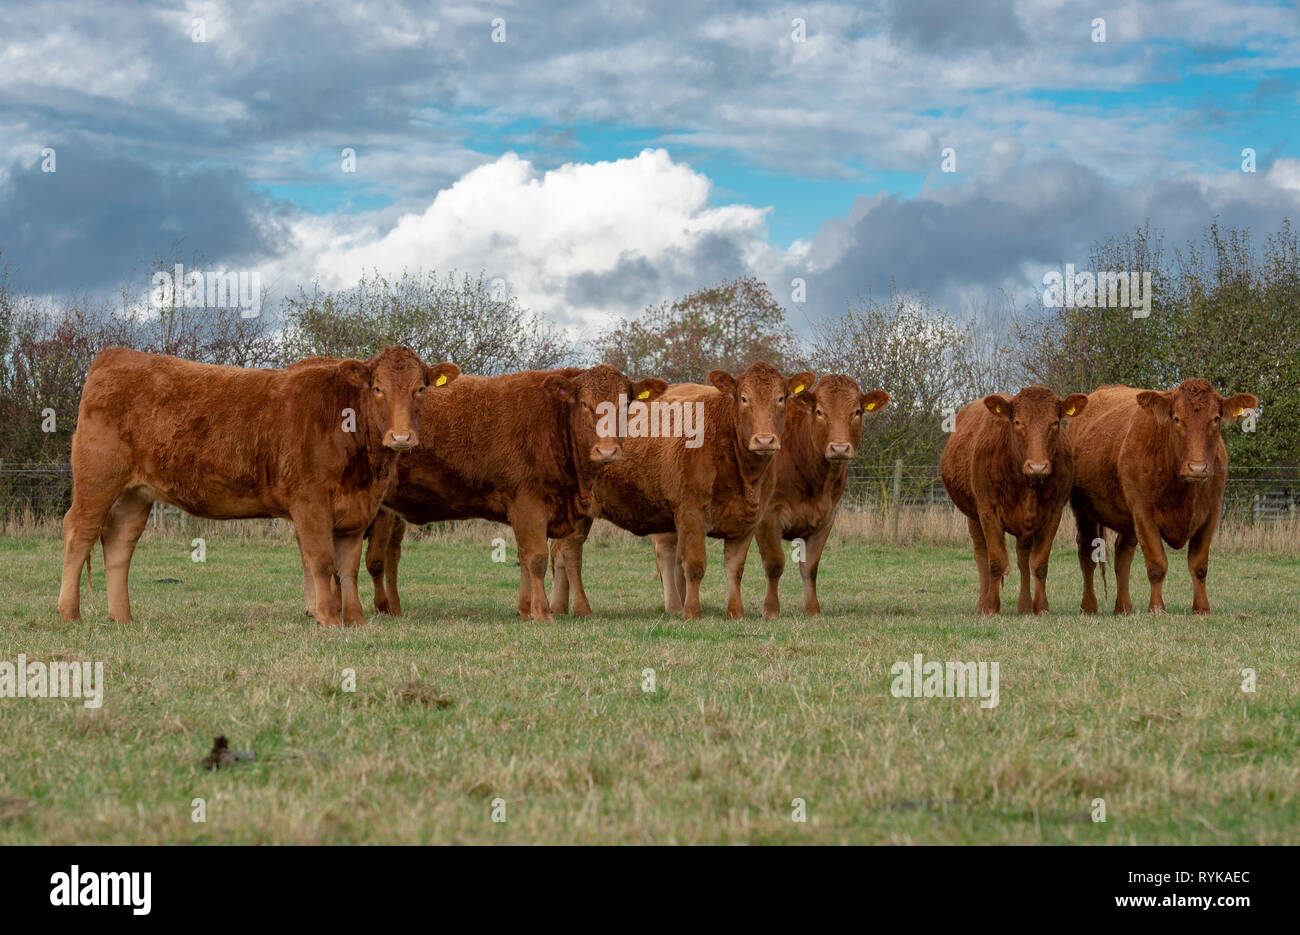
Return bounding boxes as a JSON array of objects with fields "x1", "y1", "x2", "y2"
[{"x1": 2, "y1": 220, "x2": 1295, "y2": 473}]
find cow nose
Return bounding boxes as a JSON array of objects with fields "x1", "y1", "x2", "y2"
[
  {"x1": 826, "y1": 443, "x2": 854, "y2": 460},
  {"x1": 386, "y1": 432, "x2": 416, "y2": 450},
  {"x1": 1184, "y1": 461, "x2": 1209, "y2": 478},
  {"x1": 592, "y1": 444, "x2": 622, "y2": 462},
  {"x1": 1023, "y1": 461, "x2": 1051, "y2": 476},
  {"x1": 750, "y1": 434, "x2": 779, "y2": 453}
]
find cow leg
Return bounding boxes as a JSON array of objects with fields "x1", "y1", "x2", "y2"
[
  {"x1": 722, "y1": 533, "x2": 754, "y2": 619},
  {"x1": 549, "y1": 538, "x2": 571, "y2": 615},
  {"x1": 1187, "y1": 515, "x2": 1218, "y2": 615},
  {"x1": 293, "y1": 508, "x2": 342, "y2": 626},
  {"x1": 755, "y1": 518, "x2": 784, "y2": 618},
  {"x1": 552, "y1": 516, "x2": 594, "y2": 617},
  {"x1": 675, "y1": 510, "x2": 708, "y2": 620},
  {"x1": 799, "y1": 522, "x2": 833, "y2": 616},
  {"x1": 334, "y1": 532, "x2": 367, "y2": 625},
  {"x1": 383, "y1": 516, "x2": 406, "y2": 616},
  {"x1": 366, "y1": 510, "x2": 395, "y2": 614},
  {"x1": 1074, "y1": 504, "x2": 1100, "y2": 614},
  {"x1": 100, "y1": 490, "x2": 153, "y2": 623},
  {"x1": 1027, "y1": 502, "x2": 1066, "y2": 616},
  {"x1": 966, "y1": 515, "x2": 990, "y2": 613},
  {"x1": 652, "y1": 532, "x2": 682, "y2": 614},
  {"x1": 977, "y1": 511, "x2": 1009, "y2": 616},
  {"x1": 1113, "y1": 531, "x2": 1137, "y2": 615},
  {"x1": 673, "y1": 536, "x2": 687, "y2": 610},
  {"x1": 508, "y1": 501, "x2": 554, "y2": 622},
  {"x1": 59, "y1": 468, "x2": 129, "y2": 621},
  {"x1": 1132, "y1": 512, "x2": 1168, "y2": 614},
  {"x1": 1015, "y1": 537, "x2": 1033, "y2": 614}
]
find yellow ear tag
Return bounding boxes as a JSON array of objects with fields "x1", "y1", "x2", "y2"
[
  {"x1": 995, "y1": 405, "x2": 1003, "y2": 414},
  {"x1": 1236, "y1": 407, "x2": 1244, "y2": 417},
  {"x1": 866, "y1": 402, "x2": 875, "y2": 411},
  {"x1": 1065, "y1": 406, "x2": 1075, "y2": 416},
  {"x1": 794, "y1": 384, "x2": 804, "y2": 394},
  {"x1": 436, "y1": 374, "x2": 448, "y2": 387},
  {"x1": 637, "y1": 389, "x2": 650, "y2": 400}
]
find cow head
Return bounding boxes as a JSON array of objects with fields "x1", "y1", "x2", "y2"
[
  {"x1": 339, "y1": 347, "x2": 460, "y2": 450},
  {"x1": 795, "y1": 374, "x2": 890, "y2": 463},
  {"x1": 1136, "y1": 379, "x2": 1258, "y2": 482},
  {"x1": 710, "y1": 362, "x2": 816, "y2": 456},
  {"x1": 982, "y1": 386, "x2": 1088, "y2": 478},
  {"x1": 544, "y1": 364, "x2": 668, "y2": 464}
]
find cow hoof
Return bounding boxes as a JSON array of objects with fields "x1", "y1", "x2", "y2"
[{"x1": 573, "y1": 602, "x2": 592, "y2": 617}]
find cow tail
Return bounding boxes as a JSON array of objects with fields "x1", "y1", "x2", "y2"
[{"x1": 1100, "y1": 532, "x2": 1109, "y2": 599}]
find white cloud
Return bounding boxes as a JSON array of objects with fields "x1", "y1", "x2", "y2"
[{"x1": 268, "y1": 149, "x2": 774, "y2": 332}]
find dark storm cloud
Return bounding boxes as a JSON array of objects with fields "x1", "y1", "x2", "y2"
[
  {"x1": 0, "y1": 145, "x2": 285, "y2": 293},
  {"x1": 793, "y1": 157, "x2": 1300, "y2": 322},
  {"x1": 885, "y1": 0, "x2": 1027, "y2": 53}
]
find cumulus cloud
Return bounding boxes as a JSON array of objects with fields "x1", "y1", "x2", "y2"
[{"x1": 269, "y1": 149, "x2": 773, "y2": 333}]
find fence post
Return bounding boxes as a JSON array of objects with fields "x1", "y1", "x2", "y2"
[{"x1": 890, "y1": 458, "x2": 903, "y2": 542}]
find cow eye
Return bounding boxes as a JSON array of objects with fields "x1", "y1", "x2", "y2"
[
  {"x1": 1173, "y1": 416, "x2": 1180, "y2": 423},
  {"x1": 816, "y1": 409, "x2": 824, "y2": 418},
  {"x1": 853, "y1": 409, "x2": 862, "y2": 417},
  {"x1": 373, "y1": 386, "x2": 384, "y2": 396},
  {"x1": 779, "y1": 395, "x2": 786, "y2": 403},
  {"x1": 740, "y1": 395, "x2": 748, "y2": 404},
  {"x1": 1213, "y1": 415, "x2": 1220, "y2": 423}
]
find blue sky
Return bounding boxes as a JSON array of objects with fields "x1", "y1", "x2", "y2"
[{"x1": 2, "y1": 0, "x2": 1299, "y2": 332}]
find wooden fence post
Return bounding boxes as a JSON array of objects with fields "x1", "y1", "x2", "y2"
[{"x1": 890, "y1": 458, "x2": 903, "y2": 541}]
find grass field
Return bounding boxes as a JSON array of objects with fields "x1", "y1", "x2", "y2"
[{"x1": 1, "y1": 521, "x2": 1298, "y2": 844}]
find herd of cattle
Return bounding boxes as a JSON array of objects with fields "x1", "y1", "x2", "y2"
[{"x1": 55, "y1": 346, "x2": 1257, "y2": 626}]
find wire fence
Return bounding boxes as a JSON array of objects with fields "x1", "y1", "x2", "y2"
[{"x1": 3, "y1": 461, "x2": 1299, "y2": 525}]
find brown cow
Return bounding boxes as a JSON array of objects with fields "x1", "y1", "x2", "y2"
[
  {"x1": 941, "y1": 386, "x2": 1089, "y2": 615},
  {"x1": 57, "y1": 347, "x2": 458, "y2": 627},
  {"x1": 363, "y1": 365, "x2": 667, "y2": 621},
  {"x1": 550, "y1": 361, "x2": 816, "y2": 619},
  {"x1": 638, "y1": 375, "x2": 889, "y2": 618},
  {"x1": 1069, "y1": 379, "x2": 1258, "y2": 615}
]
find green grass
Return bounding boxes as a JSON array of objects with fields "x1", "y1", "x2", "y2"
[{"x1": 1, "y1": 530, "x2": 1297, "y2": 844}]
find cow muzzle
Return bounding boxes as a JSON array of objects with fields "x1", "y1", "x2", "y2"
[
  {"x1": 1181, "y1": 461, "x2": 1210, "y2": 481},
  {"x1": 385, "y1": 431, "x2": 418, "y2": 451},
  {"x1": 749, "y1": 434, "x2": 780, "y2": 455},
  {"x1": 1022, "y1": 460, "x2": 1052, "y2": 477},
  {"x1": 590, "y1": 443, "x2": 622, "y2": 463},
  {"x1": 825, "y1": 443, "x2": 855, "y2": 462}
]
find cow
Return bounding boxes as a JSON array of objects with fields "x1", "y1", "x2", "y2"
[
  {"x1": 941, "y1": 385, "x2": 1089, "y2": 615},
  {"x1": 1069, "y1": 379, "x2": 1258, "y2": 615},
  {"x1": 636, "y1": 374, "x2": 889, "y2": 618},
  {"x1": 361, "y1": 365, "x2": 668, "y2": 621},
  {"x1": 549, "y1": 361, "x2": 816, "y2": 620},
  {"x1": 57, "y1": 346, "x2": 459, "y2": 627}
]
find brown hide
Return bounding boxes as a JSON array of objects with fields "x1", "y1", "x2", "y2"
[
  {"x1": 369, "y1": 364, "x2": 667, "y2": 621},
  {"x1": 941, "y1": 385, "x2": 1088, "y2": 615},
  {"x1": 1069, "y1": 379, "x2": 1258, "y2": 615},
  {"x1": 57, "y1": 346, "x2": 458, "y2": 626},
  {"x1": 550, "y1": 361, "x2": 816, "y2": 620}
]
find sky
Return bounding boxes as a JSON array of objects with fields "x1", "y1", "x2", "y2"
[{"x1": 2, "y1": 0, "x2": 1299, "y2": 346}]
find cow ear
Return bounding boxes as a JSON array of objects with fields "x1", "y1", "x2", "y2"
[
  {"x1": 982, "y1": 394, "x2": 1012, "y2": 419},
  {"x1": 709, "y1": 370, "x2": 737, "y2": 397},
  {"x1": 427, "y1": 362, "x2": 460, "y2": 388},
  {"x1": 1059, "y1": 393, "x2": 1088, "y2": 419},
  {"x1": 339, "y1": 360, "x2": 370, "y2": 388},
  {"x1": 631, "y1": 377, "x2": 668, "y2": 402},
  {"x1": 786, "y1": 372, "x2": 816, "y2": 400},
  {"x1": 860, "y1": 390, "x2": 890, "y2": 414},
  {"x1": 1137, "y1": 390, "x2": 1172, "y2": 425},
  {"x1": 1221, "y1": 393, "x2": 1259, "y2": 422},
  {"x1": 544, "y1": 373, "x2": 578, "y2": 404}
]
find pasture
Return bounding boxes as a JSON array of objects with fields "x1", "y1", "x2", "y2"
[{"x1": 1, "y1": 517, "x2": 1297, "y2": 845}]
